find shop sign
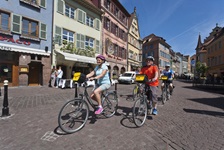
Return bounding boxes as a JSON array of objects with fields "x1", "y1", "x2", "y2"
[
  {"x1": 0, "y1": 46, "x2": 12, "y2": 51},
  {"x1": 0, "y1": 36, "x2": 31, "y2": 46},
  {"x1": 19, "y1": 66, "x2": 29, "y2": 73}
]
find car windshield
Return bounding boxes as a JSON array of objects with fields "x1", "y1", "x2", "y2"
[{"x1": 122, "y1": 73, "x2": 133, "y2": 77}]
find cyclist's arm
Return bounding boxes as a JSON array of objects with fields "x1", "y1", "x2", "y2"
[
  {"x1": 86, "y1": 70, "x2": 95, "y2": 78},
  {"x1": 95, "y1": 69, "x2": 107, "y2": 80}
]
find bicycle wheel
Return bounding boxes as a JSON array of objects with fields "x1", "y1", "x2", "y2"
[
  {"x1": 132, "y1": 85, "x2": 139, "y2": 100},
  {"x1": 58, "y1": 99, "x2": 89, "y2": 133},
  {"x1": 132, "y1": 97, "x2": 147, "y2": 127},
  {"x1": 102, "y1": 92, "x2": 118, "y2": 118},
  {"x1": 161, "y1": 87, "x2": 167, "y2": 104}
]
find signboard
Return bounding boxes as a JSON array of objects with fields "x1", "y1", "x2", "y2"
[
  {"x1": 0, "y1": 46, "x2": 12, "y2": 51},
  {"x1": 19, "y1": 66, "x2": 29, "y2": 73}
]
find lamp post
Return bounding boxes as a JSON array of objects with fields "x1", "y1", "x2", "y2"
[{"x1": 1, "y1": 80, "x2": 10, "y2": 117}]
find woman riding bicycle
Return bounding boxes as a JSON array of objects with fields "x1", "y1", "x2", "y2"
[{"x1": 86, "y1": 54, "x2": 111, "y2": 115}]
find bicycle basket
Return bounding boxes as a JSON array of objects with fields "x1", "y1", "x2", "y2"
[
  {"x1": 160, "y1": 75, "x2": 168, "y2": 80},
  {"x1": 73, "y1": 72, "x2": 86, "y2": 83},
  {"x1": 135, "y1": 74, "x2": 148, "y2": 83}
]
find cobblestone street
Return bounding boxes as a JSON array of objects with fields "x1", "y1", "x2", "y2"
[{"x1": 0, "y1": 80, "x2": 223, "y2": 150}]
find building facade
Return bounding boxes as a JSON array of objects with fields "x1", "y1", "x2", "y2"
[
  {"x1": 0, "y1": 0, "x2": 53, "y2": 86},
  {"x1": 53, "y1": 0, "x2": 103, "y2": 78},
  {"x1": 100, "y1": 0, "x2": 130, "y2": 78},
  {"x1": 127, "y1": 7, "x2": 142, "y2": 71},
  {"x1": 142, "y1": 34, "x2": 171, "y2": 72}
]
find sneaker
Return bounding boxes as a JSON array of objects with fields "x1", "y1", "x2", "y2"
[
  {"x1": 152, "y1": 108, "x2": 158, "y2": 115},
  {"x1": 95, "y1": 107, "x2": 103, "y2": 115}
]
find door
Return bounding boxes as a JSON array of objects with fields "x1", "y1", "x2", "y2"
[{"x1": 28, "y1": 62, "x2": 42, "y2": 86}]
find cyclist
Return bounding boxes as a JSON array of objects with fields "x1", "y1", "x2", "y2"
[
  {"x1": 160, "y1": 64, "x2": 175, "y2": 95},
  {"x1": 86, "y1": 54, "x2": 111, "y2": 115},
  {"x1": 139, "y1": 56, "x2": 159, "y2": 115}
]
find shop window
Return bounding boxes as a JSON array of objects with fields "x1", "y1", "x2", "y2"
[{"x1": 0, "y1": 64, "x2": 12, "y2": 83}]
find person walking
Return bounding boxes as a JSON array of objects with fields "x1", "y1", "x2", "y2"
[
  {"x1": 56, "y1": 66, "x2": 63, "y2": 88},
  {"x1": 50, "y1": 66, "x2": 56, "y2": 87}
]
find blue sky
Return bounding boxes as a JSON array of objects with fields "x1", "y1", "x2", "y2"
[{"x1": 119, "y1": 0, "x2": 224, "y2": 56}]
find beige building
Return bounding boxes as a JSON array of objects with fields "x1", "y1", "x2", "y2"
[
  {"x1": 53, "y1": 0, "x2": 103, "y2": 78},
  {"x1": 127, "y1": 7, "x2": 142, "y2": 71}
]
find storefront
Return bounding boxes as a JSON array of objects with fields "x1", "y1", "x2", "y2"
[{"x1": 0, "y1": 43, "x2": 51, "y2": 87}]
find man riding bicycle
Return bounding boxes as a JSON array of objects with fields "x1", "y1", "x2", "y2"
[
  {"x1": 86, "y1": 54, "x2": 111, "y2": 115},
  {"x1": 139, "y1": 56, "x2": 159, "y2": 115},
  {"x1": 160, "y1": 64, "x2": 175, "y2": 95}
]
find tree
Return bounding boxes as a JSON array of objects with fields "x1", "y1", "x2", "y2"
[{"x1": 195, "y1": 62, "x2": 208, "y2": 77}]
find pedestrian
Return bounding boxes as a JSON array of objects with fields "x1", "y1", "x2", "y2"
[
  {"x1": 139, "y1": 56, "x2": 159, "y2": 115},
  {"x1": 50, "y1": 66, "x2": 56, "y2": 87},
  {"x1": 56, "y1": 66, "x2": 63, "y2": 88}
]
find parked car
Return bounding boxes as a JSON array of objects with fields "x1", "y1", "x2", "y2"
[{"x1": 118, "y1": 71, "x2": 136, "y2": 84}]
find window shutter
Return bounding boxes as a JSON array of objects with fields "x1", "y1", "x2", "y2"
[
  {"x1": 55, "y1": 26, "x2": 62, "y2": 44},
  {"x1": 11, "y1": 14, "x2": 21, "y2": 34},
  {"x1": 80, "y1": 34, "x2": 85, "y2": 49},
  {"x1": 96, "y1": 40, "x2": 100, "y2": 53},
  {"x1": 82, "y1": 11, "x2": 86, "y2": 24},
  {"x1": 76, "y1": 33, "x2": 81, "y2": 48},
  {"x1": 40, "y1": 0, "x2": 46, "y2": 8},
  {"x1": 95, "y1": 19, "x2": 100, "y2": 30},
  {"x1": 77, "y1": 9, "x2": 86, "y2": 24},
  {"x1": 57, "y1": 0, "x2": 64, "y2": 14},
  {"x1": 39, "y1": 22, "x2": 47, "y2": 39}
]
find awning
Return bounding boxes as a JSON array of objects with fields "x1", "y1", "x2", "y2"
[
  {"x1": 0, "y1": 43, "x2": 50, "y2": 56},
  {"x1": 55, "y1": 50, "x2": 96, "y2": 64}
]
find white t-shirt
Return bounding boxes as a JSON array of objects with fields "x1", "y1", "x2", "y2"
[{"x1": 57, "y1": 69, "x2": 63, "y2": 78}]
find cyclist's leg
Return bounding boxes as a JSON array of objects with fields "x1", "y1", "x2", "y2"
[
  {"x1": 169, "y1": 81, "x2": 173, "y2": 95},
  {"x1": 150, "y1": 86, "x2": 159, "y2": 115},
  {"x1": 94, "y1": 84, "x2": 111, "y2": 114}
]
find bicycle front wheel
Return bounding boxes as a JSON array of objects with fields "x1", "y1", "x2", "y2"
[
  {"x1": 161, "y1": 87, "x2": 167, "y2": 104},
  {"x1": 102, "y1": 92, "x2": 118, "y2": 118},
  {"x1": 58, "y1": 99, "x2": 89, "y2": 133},
  {"x1": 132, "y1": 97, "x2": 147, "y2": 127}
]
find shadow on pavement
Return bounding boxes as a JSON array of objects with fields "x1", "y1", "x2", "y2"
[
  {"x1": 182, "y1": 85, "x2": 224, "y2": 95},
  {"x1": 187, "y1": 97, "x2": 224, "y2": 110},
  {"x1": 183, "y1": 108, "x2": 224, "y2": 117},
  {"x1": 120, "y1": 94, "x2": 135, "y2": 102}
]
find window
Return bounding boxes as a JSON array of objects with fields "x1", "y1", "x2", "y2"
[
  {"x1": 129, "y1": 50, "x2": 133, "y2": 59},
  {"x1": 65, "y1": 5, "x2": 75, "y2": 19},
  {"x1": 0, "y1": 11, "x2": 10, "y2": 31},
  {"x1": 20, "y1": 0, "x2": 46, "y2": 8},
  {"x1": 114, "y1": 44, "x2": 118, "y2": 56},
  {"x1": 86, "y1": 16, "x2": 94, "y2": 27},
  {"x1": 106, "y1": 18, "x2": 110, "y2": 31},
  {"x1": 22, "y1": 18, "x2": 38, "y2": 37},
  {"x1": 85, "y1": 36, "x2": 94, "y2": 48},
  {"x1": 95, "y1": 19, "x2": 100, "y2": 30},
  {"x1": 63, "y1": 29, "x2": 74, "y2": 43}
]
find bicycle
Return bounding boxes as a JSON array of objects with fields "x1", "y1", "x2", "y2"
[
  {"x1": 58, "y1": 72, "x2": 118, "y2": 133},
  {"x1": 132, "y1": 74, "x2": 153, "y2": 127},
  {"x1": 132, "y1": 82, "x2": 144, "y2": 100},
  {"x1": 160, "y1": 75, "x2": 170, "y2": 104}
]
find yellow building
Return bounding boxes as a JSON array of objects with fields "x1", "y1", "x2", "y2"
[{"x1": 127, "y1": 7, "x2": 142, "y2": 71}]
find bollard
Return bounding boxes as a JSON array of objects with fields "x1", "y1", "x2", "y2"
[{"x1": 1, "y1": 80, "x2": 10, "y2": 117}]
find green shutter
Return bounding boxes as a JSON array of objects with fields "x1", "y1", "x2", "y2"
[
  {"x1": 96, "y1": 40, "x2": 100, "y2": 53},
  {"x1": 77, "y1": 9, "x2": 82, "y2": 23},
  {"x1": 57, "y1": 0, "x2": 64, "y2": 14},
  {"x1": 40, "y1": 0, "x2": 46, "y2": 8},
  {"x1": 95, "y1": 19, "x2": 100, "y2": 30},
  {"x1": 76, "y1": 33, "x2": 81, "y2": 48},
  {"x1": 81, "y1": 34, "x2": 85, "y2": 49},
  {"x1": 39, "y1": 22, "x2": 47, "y2": 39},
  {"x1": 55, "y1": 26, "x2": 62, "y2": 44},
  {"x1": 11, "y1": 14, "x2": 21, "y2": 34},
  {"x1": 82, "y1": 11, "x2": 86, "y2": 24}
]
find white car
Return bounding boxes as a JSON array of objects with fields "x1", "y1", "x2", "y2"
[{"x1": 118, "y1": 71, "x2": 136, "y2": 84}]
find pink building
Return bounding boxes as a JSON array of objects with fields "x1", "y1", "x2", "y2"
[{"x1": 99, "y1": 0, "x2": 130, "y2": 78}]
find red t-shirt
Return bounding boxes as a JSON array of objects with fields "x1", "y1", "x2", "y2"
[{"x1": 139, "y1": 65, "x2": 159, "y2": 86}]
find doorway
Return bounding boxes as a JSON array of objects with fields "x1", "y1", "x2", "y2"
[{"x1": 28, "y1": 62, "x2": 42, "y2": 86}]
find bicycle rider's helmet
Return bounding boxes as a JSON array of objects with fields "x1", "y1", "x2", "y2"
[
  {"x1": 96, "y1": 54, "x2": 106, "y2": 62},
  {"x1": 165, "y1": 64, "x2": 170, "y2": 67},
  {"x1": 146, "y1": 56, "x2": 155, "y2": 61}
]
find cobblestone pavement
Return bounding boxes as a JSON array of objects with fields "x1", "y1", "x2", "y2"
[{"x1": 0, "y1": 80, "x2": 223, "y2": 150}]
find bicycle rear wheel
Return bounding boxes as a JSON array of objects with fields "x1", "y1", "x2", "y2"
[
  {"x1": 58, "y1": 99, "x2": 89, "y2": 133},
  {"x1": 132, "y1": 97, "x2": 147, "y2": 127},
  {"x1": 102, "y1": 92, "x2": 118, "y2": 118},
  {"x1": 161, "y1": 87, "x2": 167, "y2": 104}
]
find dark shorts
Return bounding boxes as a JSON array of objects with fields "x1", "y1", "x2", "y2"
[{"x1": 145, "y1": 85, "x2": 158, "y2": 103}]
